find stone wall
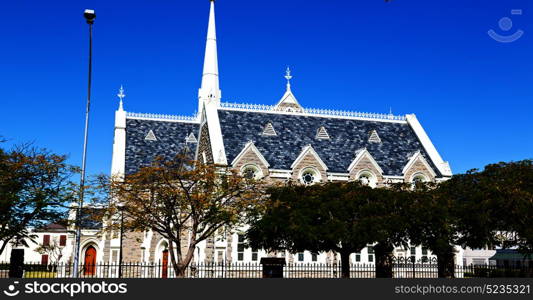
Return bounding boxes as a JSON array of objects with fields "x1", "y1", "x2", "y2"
[
  {"x1": 404, "y1": 156, "x2": 435, "y2": 182},
  {"x1": 290, "y1": 151, "x2": 327, "y2": 183},
  {"x1": 197, "y1": 123, "x2": 214, "y2": 163}
]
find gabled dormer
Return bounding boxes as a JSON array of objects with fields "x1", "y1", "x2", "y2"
[
  {"x1": 402, "y1": 150, "x2": 437, "y2": 182},
  {"x1": 347, "y1": 148, "x2": 384, "y2": 187},
  {"x1": 274, "y1": 67, "x2": 303, "y2": 113},
  {"x1": 290, "y1": 145, "x2": 328, "y2": 185},
  {"x1": 231, "y1": 141, "x2": 270, "y2": 179}
]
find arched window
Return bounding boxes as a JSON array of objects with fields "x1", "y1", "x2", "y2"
[
  {"x1": 241, "y1": 164, "x2": 263, "y2": 180},
  {"x1": 356, "y1": 170, "x2": 377, "y2": 188},
  {"x1": 300, "y1": 167, "x2": 320, "y2": 185},
  {"x1": 411, "y1": 173, "x2": 428, "y2": 183},
  {"x1": 411, "y1": 173, "x2": 428, "y2": 190}
]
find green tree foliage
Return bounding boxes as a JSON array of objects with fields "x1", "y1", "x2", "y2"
[
  {"x1": 361, "y1": 185, "x2": 411, "y2": 277},
  {"x1": 408, "y1": 159, "x2": 533, "y2": 277},
  {"x1": 405, "y1": 182, "x2": 458, "y2": 277},
  {"x1": 0, "y1": 144, "x2": 75, "y2": 256},
  {"x1": 247, "y1": 181, "x2": 411, "y2": 278},
  {"x1": 442, "y1": 160, "x2": 533, "y2": 252}
]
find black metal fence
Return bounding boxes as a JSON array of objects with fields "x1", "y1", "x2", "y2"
[{"x1": 1, "y1": 262, "x2": 532, "y2": 278}]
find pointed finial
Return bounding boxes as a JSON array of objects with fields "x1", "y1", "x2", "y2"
[
  {"x1": 389, "y1": 107, "x2": 393, "y2": 115},
  {"x1": 285, "y1": 67, "x2": 292, "y2": 91},
  {"x1": 117, "y1": 85, "x2": 125, "y2": 111}
]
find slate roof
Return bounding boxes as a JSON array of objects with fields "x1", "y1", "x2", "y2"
[
  {"x1": 79, "y1": 208, "x2": 105, "y2": 230},
  {"x1": 125, "y1": 119, "x2": 199, "y2": 174},
  {"x1": 218, "y1": 110, "x2": 440, "y2": 176}
]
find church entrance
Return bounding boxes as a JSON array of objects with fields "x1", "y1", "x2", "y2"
[
  {"x1": 161, "y1": 250, "x2": 169, "y2": 278},
  {"x1": 84, "y1": 246, "x2": 97, "y2": 276}
]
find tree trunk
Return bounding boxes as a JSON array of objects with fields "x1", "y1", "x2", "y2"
[
  {"x1": 340, "y1": 250, "x2": 351, "y2": 278},
  {"x1": 436, "y1": 246, "x2": 455, "y2": 278},
  {"x1": 168, "y1": 241, "x2": 186, "y2": 278},
  {"x1": 374, "y1": 242, "x2": 394, "y2": 278}
]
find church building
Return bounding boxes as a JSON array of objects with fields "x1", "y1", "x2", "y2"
[{"x1": 104, "y1": 0, "x2": 453, "y2": 268}]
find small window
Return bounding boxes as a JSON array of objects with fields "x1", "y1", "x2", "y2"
[
  {"x1": 262, "y1": 122, "x2": 277, "y2": 136},
  {"x1": 422, "y1": 247, "x2": 428, "y2": 255},
  {"x1": 411, "y1": 173, "x2": 428, "y2": 189},
  {"x1": 111, "y1": 250, "x2": 119, "y2": 263},
  {"x1": 186, "y1": 132, "x2": 197, "y2": 143},
  {"x1": 311, "y1": 253, "x2": 318, "y2": 262},
  {"x1": 251, "y1": 249, "x2": 258, "y2": 261},
  {"x1": 43, "y1": 235, "x2": 50, "y2": 246},
  {"x1": 357, "y1": 171, "x2": 376, "y2": 187},
  {"x1": 355, "y1": 253, "x2": 361, "y2": 262},
  {"x1": 315, "y1": 126, "x2": 330, "y2": 140},
  {"x1": 237, "y1": 234, "x2": 245, "y2": 261},
  {"x1": 300, "y1": 168, "x2": 319, "y2": 185},
  {"x1": 217, "y1": 251, "x2": 224, "y2": 263},
  {"x1": 144, "y1": 130, "x2": 157, "y2": 141},
  {"x1": 410, "y1": 247, "x2": 416, "y2": 256},
  {"x1": 368, "y1": 130, "x2": 381, "y2": 143},
  {"x1": 241, "y1": 164, "x2": 262, "y2": 180},
  {"x1": 297, "y1": 252, "x2": 304, "y2": 262},
  {"x1": 59, "y1": 235, "x2": 67, "y2": 247},
  {"x1": 367, "y1": 246, "x2": 374, "y2": 262}
]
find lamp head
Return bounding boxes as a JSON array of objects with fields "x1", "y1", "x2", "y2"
[{"x1": 84, "y1": 9, "x2": 96, "y2": 24}]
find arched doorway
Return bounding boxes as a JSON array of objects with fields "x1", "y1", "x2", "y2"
[
  {"x1": 161, "y1": 249, "x2": 169, "y2": 278},
  {"x1": 84, "y1": 246, "x2": 97, "y2": 276}
]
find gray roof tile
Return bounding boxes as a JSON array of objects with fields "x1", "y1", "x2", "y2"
[
  {"x1": 125, "y1": 119, "x2": 199, "y2": 174},
  {"x1": 218, "y1": 110, "x2": 440, "y2": 176}
]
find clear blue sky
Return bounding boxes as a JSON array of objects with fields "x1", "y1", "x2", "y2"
[{"x1": 1, "y1": 0, "x2": 531, "y2": 177}]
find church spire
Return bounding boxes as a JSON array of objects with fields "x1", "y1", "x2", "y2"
[
  {"x1": 199, "y1": 0, "x2": 220, "y2": 106},
  {"x1": 275, "y1": 67, "x2": 303, "y2": 112},
  {"x1": 117, "y1": 85, "x2": 125, "y2": 111},
  {"x1": 285, "y1": 67, "x2": 292, "y2": 92}
]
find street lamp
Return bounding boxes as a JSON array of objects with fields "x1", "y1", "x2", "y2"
[
  {"x1": 72, "y1": 8, "x2": 96, "y2": 278},
  {"x1": 117, "y1": 203, "x2": 125, "y2": 278}
]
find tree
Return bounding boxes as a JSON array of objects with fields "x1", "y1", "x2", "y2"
[
  {"x1": 360, "y1": 185, "x2": 411, "y2": 277},
  {"x1": 0, "y1": 144, "x2": 75, "y2": 256},
  {"x1": 404, "y1": 182, "x2": 459, "y2": 278},
  {"x1": 443, "y1": 160, "x2": 533, "y2": 253},
  {"x1": 477, "y1": 160, "x2": 533, "y2": 252},
  {"x1": 107, "y1": 155, "x2": 263, "y2": 277},
  {"x1": 35, "y1": 236, "x2": 65, "y2": 265},
  {"x1": 247, "y1": 181, "x2": 386, "y2": 278}
]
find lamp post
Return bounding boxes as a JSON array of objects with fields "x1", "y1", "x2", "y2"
[
  {"x1": 118, "y1": 203, "x2": 125, "y2": 278},
  {"x1": 72, "y1": 8, "x2": 96, "y2": 278}
]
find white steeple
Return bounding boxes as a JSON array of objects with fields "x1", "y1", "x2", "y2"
[
  {"x1": 196, "y1": 0, "x2": 227, "y2": 165},
  {"x1": 198, "y1": 0, "x2": 221, "y2": 112},
  {"x1": 111, "y1": 85, "x2": 126, "y2": 178}
]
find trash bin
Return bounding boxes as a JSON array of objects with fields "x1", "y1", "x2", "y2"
[
  {"x1": 260, "y1": 257, "x2": 286, "y2": 278},
  {"x1": 9, "y1": 249, "x2": 24, "y2": 278}
]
